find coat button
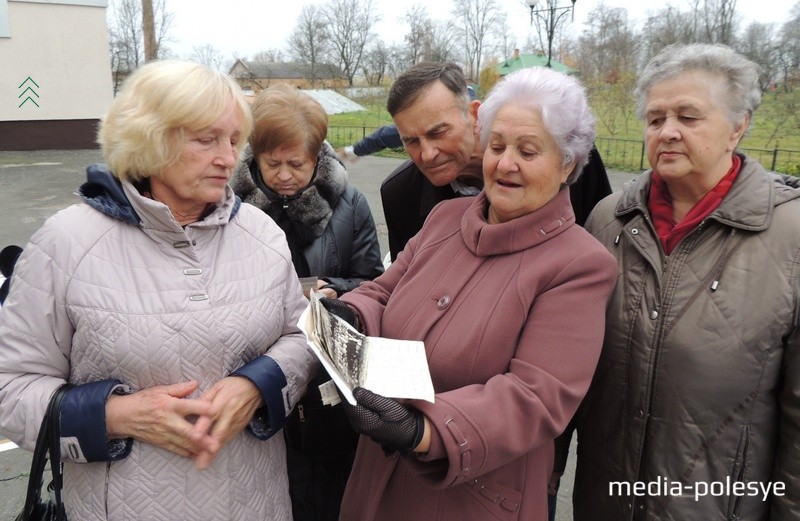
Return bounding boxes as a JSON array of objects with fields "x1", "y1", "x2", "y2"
[
  {"x1": 635, "y1": 409, "x2": 645, "y2": 419},
  {"x1": 631, "y1": 228, "x2": 639, "y2": 235},
  {"x1": 436, "y1": 295, "x2": 451, "y2": 309},
  {"x1": 650, "y1": 310, "x2": 658, "y2": 320}
]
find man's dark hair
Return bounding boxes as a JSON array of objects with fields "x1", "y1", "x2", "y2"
[{"x1": 387, "y1": 62, "x2": 470, "y2": 116}]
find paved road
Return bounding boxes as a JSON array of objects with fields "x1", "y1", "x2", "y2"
[{"x1": 0, "y1": 149, "x2": 638, "y2": 519}]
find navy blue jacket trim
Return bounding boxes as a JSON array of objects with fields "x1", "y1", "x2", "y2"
[
  {"x1": 60, "y1": 379, "x2": 133, "y2": 462},
  {"x1": 231, "y1": 355, "x2": 287, "y2": 440},
  {"x1": 79, "y1": 164, "x2": 141, "y2": 225},
  {"x1": 231, "y1": 196, "x2": 242, "y2": 220}
]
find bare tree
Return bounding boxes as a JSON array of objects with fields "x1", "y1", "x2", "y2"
[
  {"x1": 107, "y1": 0, "x2": 172, "y2": 93},
  {"x1": 777, "y1": 2, "x2": 800, "y2": 91},
  {"x1": 190, "y1": 44, "x2": 226, "y2": 71},
  {"x1": 639, "y1": 6, "x2": 698, "y2": 67},
  {"x1": 574, "y1": 4, "x2": 638, "y2": 82},
  {"x1": 287, "y1": 5, "x2": 330, "y2": 87},
  {"x1": 381, "y1": 44, "x2": 403, "y2": 80},
  {"x1": 403, "y1": 5, "x2": 435, "y2": 65},
  {"x1": 493, "y1": 16, "x2": 518, "y2": 63},
  {"x1": 738, "y1": 22, "x2": 780, "y2": 91},
  {"x1": 520, "y1": 33, "x2": 540, "y2": 55},
  {"x1": 694, "y1": 0, "x2": 739, "y2": 45},
  {"x1": 324, "y1": 0, "x2": 380, "y2": 86},
  {"x1": 427, "y1": 21, "x2": 458, "y2": 63},
  {"x1": 361, "y1": 40, "x2": 391, "y2": 86},
  {"x1": 251, "y1": 49, "x2": 286, "y2": 63},
  {"x1": 451, "y1": 0, "x2": 504, "y2": 80},
  {"x1": 109, "y1": 0, "x2": 142, "y2": 81},
  {"x1": 640, "y1": 0, "x2": 740, "y2": 54}
]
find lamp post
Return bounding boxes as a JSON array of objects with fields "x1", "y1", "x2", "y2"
[{"x1": 526, "y1": 0, "x2": 576, "y2": 68}]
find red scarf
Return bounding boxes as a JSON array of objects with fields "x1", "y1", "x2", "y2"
[{"x1": 648, "y1": 155, "x2": 741, "y2": 255}]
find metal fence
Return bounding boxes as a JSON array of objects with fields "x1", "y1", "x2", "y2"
[
  {"x1": 326, "y1": 125, "x2": 386, "y2": 149},
  {"x1": 327, "y1": 125, "x2": 800, "y2": 175}
]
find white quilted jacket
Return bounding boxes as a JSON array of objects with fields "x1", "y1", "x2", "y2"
[{"x1": 0, "y1": 167, "x2": 316, "y2": 520}]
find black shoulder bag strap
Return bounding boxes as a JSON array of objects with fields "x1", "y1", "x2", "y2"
[{"x1": 16, "y1": 384, "x2": 72, "y2": 521}]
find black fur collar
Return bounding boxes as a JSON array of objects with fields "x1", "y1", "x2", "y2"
[{"x1": 230, "y1": 141, "x2": 348, "y2": 235}]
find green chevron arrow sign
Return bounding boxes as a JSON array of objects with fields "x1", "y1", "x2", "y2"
[{"x1": 18, "y1": 77, "x2": 40, "y2": 108}]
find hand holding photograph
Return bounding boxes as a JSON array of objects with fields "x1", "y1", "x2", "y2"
[{"x1": 298, "y1": 292, "x2": 435, "y2": 405}]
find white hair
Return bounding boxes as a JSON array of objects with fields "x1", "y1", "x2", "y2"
[{"x1": 478, "y1": 67, "x2": 596, "y2": 183}]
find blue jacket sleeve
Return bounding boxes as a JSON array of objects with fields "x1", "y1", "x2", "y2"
[
  {"x1": 231, "y1": 355, "x2": 288, "y2": 440},
  {"x1": 353, "y1": 125, "x2": 403, "y2": 156},
  {"x1": 60, "y1": 379, "x2": 133, "y2": 463}
]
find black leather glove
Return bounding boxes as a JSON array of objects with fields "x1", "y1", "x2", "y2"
[
  {"x1": 319, "y1": 297, "x2": 359, "y2": 330},
  {"x1": 343, "y1": 387, "x2": 424, "y2": 454}
]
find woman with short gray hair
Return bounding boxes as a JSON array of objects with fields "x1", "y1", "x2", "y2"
[
  {"x1": 332, "y1": 66, "x2": 617, "y2": 521},
  {"x1": 571, "y1": 42, "x2": 800, "y2": 520},
  {"x1": 634, "y1": 43, "x2": 762, "y2": 126}
]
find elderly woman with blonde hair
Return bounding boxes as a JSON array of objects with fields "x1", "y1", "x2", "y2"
[
  {"x1": 323, "y1": 66, "x2": 617, "y2": 521},
  {"x1": 0, "y1": 60, "x2": 315, "y2": 520}
]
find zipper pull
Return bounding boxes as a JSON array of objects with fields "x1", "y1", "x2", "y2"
[{"x1": 282, "y1": 195, "x2": 289, "y2": 209}]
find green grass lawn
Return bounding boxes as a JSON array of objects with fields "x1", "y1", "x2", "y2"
[{"x1": 744, "y1": 89, "x2": 800, "y2": 150}]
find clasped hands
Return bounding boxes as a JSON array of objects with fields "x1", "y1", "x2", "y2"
[{"x1": 105, "y1": 377, "x2": 262, "y2": 470}]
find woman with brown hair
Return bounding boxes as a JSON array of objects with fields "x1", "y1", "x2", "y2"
[{"x1": 230, "y1": 84, "x2": 383, "y2": 521}]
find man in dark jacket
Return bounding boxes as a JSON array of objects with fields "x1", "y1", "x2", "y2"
[{"x1": 381, "y1": 62, "x2": 612, "y2": 261}]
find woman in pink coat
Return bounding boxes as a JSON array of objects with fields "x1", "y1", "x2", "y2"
[{"x1": 330, "y1": 67, "x2": 618, "y2": 521}]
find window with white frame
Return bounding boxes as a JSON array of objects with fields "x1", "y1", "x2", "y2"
[{"x1": 0, "y1": 1, "x2": 9, "y2": 38}]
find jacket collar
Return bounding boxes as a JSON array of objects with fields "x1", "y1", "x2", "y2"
[
  {"x1": 79, "y1": 163, "x2": 240, "y2": 230},
  {"x1": 461, "y1": 188, "x2": 575, "y2": 257},
  {"x1": 122, "y1": 181, "x2": 239, "y2": 232},
  {"x1": 79, "y1": 164, "x2": 141, "y2": 225},
  {"x1": 230, "y1": 141, "x2": 347, "y2": 235},
  {"x1": 615, "y1": 154, "x2": 800, "y2": 232}
]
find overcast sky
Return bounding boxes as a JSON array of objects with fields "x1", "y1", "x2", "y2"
[{"x1": 155, "y1": 0, "x2": 798, "y2": 61}]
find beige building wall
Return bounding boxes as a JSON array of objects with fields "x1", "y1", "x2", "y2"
[{"x1": 0, "y1": 0, "x2": 111, "y2": 149}]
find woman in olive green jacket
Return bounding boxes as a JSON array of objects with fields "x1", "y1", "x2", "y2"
[{"x1": 573, "y1": 43, "x2": 800, "y2": 520}]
